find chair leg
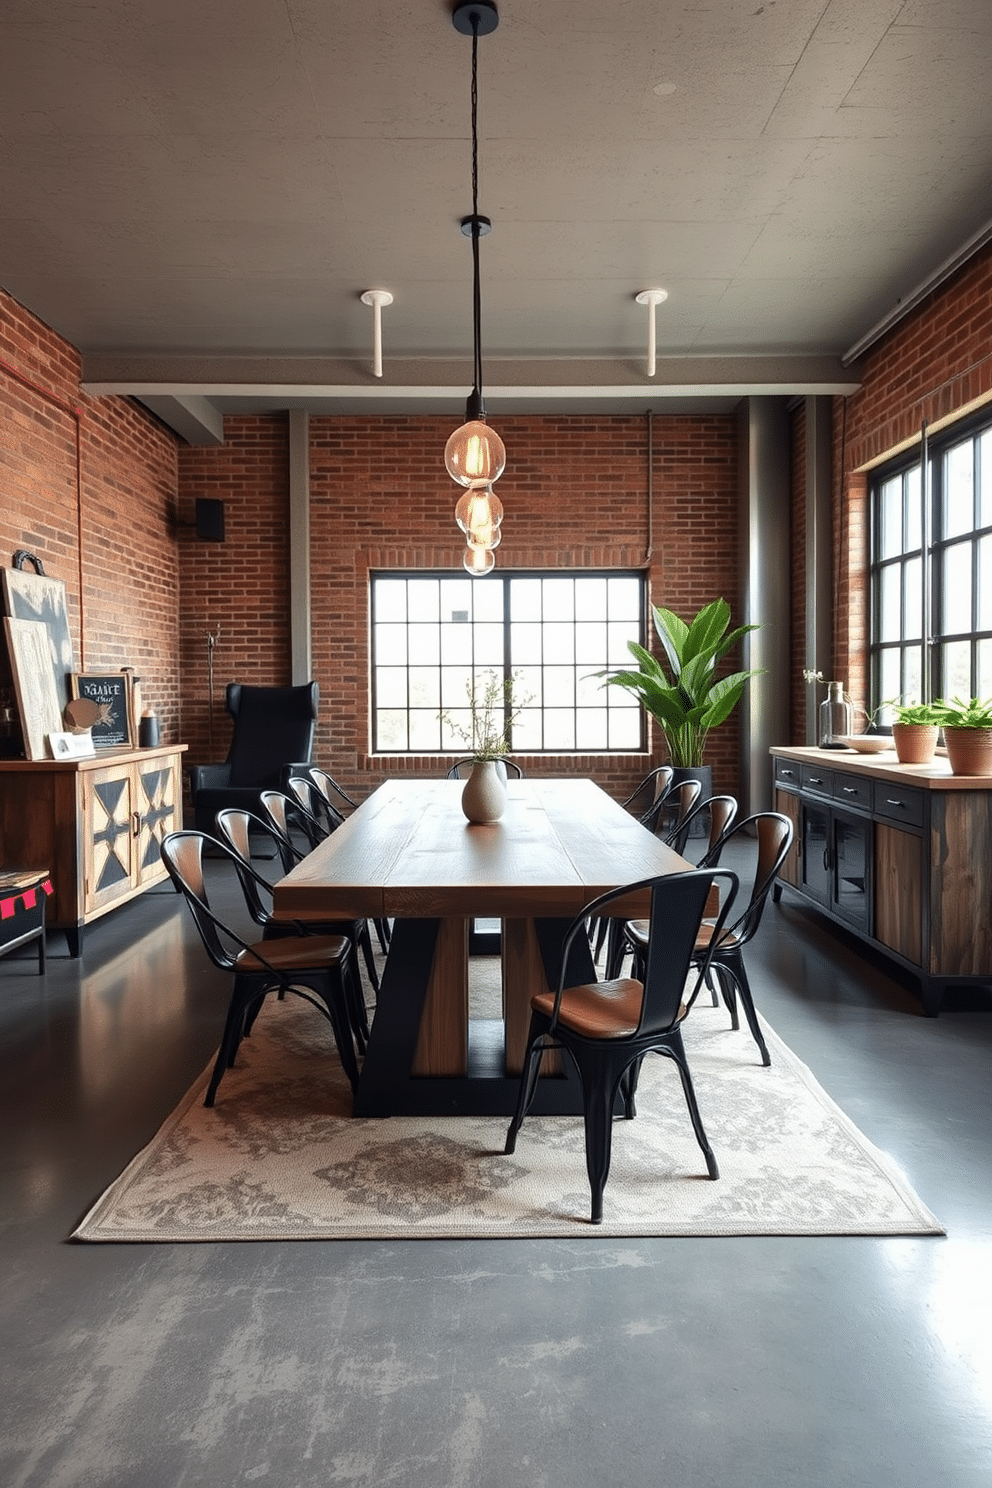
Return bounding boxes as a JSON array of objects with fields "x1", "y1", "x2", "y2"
[
  {"x1": 358, "y1": 920, "x2": 381, "y2": 995},
  {"x1": 659, "y1": 1036, "x2": 719, "y2": 1179},
  {"x1": 374, "y1": 917, "x2": 391, "y2": 953},
  {"x1": 505, "y1": 1022, "x2": 547, "y2": 1154},
  {"x1": 712, "y1": 963, "x2": 739, "y2": 1029},
  {"x1": 576, "y1": 1060, "x2": 626, "y2": 1225},
  {"x1": 205, "y1": 988, "x2": 261, "y2": 1107},
  {"x1": 720, "y1": 958, "x2": 770, "y2": 1066}
]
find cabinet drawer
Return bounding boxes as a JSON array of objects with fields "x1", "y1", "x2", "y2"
[
  {"x1": 800, "y1": 763, "x2": 833, "y2": 797},
  {"x1": 774, "y1": 758, "x2": 802, "y2": 789},
  {"x1": 833, "y1": 771, "x2": 872, "y2": 810},
  {"x1": 873, "y1": 781, "x2": 924, "y2": 828}
]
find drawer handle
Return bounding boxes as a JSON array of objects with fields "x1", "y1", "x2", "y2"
[
  {"x1": 780, "y1": 768, "x2": 795, "y2": 777},
  {"x1": 841, "y1": 786, "x2": 856, "y2": 794},
  {"x1": 808, "y1": 776, "x2": 824, "y2": 785},
  {"x1": 884, "y1": 799, "x2": 907, "y2": 809}
]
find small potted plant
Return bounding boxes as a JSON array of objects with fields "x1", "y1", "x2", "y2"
[
  {"x1": 888, "y1": 700, "x2": 941, "y2": 765},
  {"x1": 930, "y1": 696, "x2": 992, "y2": 776},
  {"x1": 440, "y1": 670, "x2": 528, "y2": 822}
]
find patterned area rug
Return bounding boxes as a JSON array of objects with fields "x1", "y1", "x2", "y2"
[{"x1": 73, "y1": 989, "x2": 943, "y2": 1241}]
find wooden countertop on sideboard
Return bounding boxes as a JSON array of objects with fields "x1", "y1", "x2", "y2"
[
  {"x1": 0, "y1": 743, "x2": 187, "y2": 772},
  {"x1": 770, "y1": 744, "x2": 991, "y2": 791}
]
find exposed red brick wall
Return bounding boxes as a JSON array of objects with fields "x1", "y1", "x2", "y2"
[
  {"x1": 177, "y1": 415, "x2": 292, "y2": 763},
  {"x1": 830, "y1": 242, "x2": 992, "y2": 716},
  {"x1": 179, "y1": 411, "x2": 744, "y2": 803},
  {"x1": 0, "y1": 286, "x2": 181, "y2": 749}
]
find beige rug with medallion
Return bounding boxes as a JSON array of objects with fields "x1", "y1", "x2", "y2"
[{"x1": 73, "y1": 977, "x2": 942, "y2": 1241}]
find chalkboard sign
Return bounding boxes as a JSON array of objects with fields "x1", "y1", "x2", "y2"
[{"x1": 69, "y1": 673, "x2": 135, "y2": 748}]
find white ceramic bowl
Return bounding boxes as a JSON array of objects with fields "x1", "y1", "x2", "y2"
[{"x1": 842, "y1": 734, "x2": 894, "y2": 754}]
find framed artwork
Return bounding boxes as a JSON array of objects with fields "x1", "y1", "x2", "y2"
[
  {"x1": 4, "y1": 618, "x2": 65, "y2": 760},
  {"x1": 1, "y1": 565, "x2": 76, "y2": 715},
  {"x1": 70, "y1": 673, "x2": 135, "y2": 748}
]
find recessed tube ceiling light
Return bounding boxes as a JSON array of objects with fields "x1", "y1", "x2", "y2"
[
  {"x1": 360, "y1": 289, "x2": 393, "y2": 379},
  {"x1": 635, "y1": 288, "x2": 669, "y2": 378}
]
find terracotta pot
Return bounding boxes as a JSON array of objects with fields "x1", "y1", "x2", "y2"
[
  {"x1": 892, "y1": 722, "x2": 938, "y2": 765},
  {"x1": 460, "y1": 759, "x2": 507, "y2": 823},
  {"x1": 942, "y1": 726, "x2": 992, "y2": 777}
]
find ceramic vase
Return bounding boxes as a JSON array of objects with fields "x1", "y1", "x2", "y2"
[
  {"x1": 942, "y1": 726, "x2": 992, "y2": 777},
  {"x1": 461, "y1": 759, "x2": 507, "y2": 823},
  {"x1": 892, "y1": 723, "x2": 938, "y2": 765}
]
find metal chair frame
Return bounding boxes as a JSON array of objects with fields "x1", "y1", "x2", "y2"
[
  {"x1": 160, "y1": 831, "x2": 360, "y2": 1106},
  {"x1": 505, "y1": 867, "x2": 739, "y2": 1224}
]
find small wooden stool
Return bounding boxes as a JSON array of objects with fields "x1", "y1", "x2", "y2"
[{"x1": 0, "y1": 871, "x2": 53, "y2": 974}]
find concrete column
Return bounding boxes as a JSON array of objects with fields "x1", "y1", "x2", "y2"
[
  {"x1": 805, "y1": 395, "x2": 833, "y2": 742},
  {"x1": 737, "y1": 397, "x2": 791, "y2": 814}
]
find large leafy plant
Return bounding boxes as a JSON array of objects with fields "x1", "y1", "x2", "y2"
[
  {"x1": 601, "y1": 598, "x2": 763, "y2": 768},
  {"x1": 930, "y1": 696, "x2": 992, "y2": 729}
]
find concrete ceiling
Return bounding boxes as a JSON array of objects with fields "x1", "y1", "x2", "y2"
[{"x1": 3, "y1": 0, "x2": 992, "y2": 436}]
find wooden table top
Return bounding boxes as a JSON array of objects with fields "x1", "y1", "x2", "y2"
[{"x1": 273, "y1": 777, "x2": 693, "y2": 922}]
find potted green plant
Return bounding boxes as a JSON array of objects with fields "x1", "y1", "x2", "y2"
[
  {"x1": 887, "y1": 700, "x2": 941, "y2": 765},
  {"x1": 599, "y1": 598, "x2": 763, "y2": 801},
  {"x1": 930, "y1": 696, "x2": 992, "y2": 776}
]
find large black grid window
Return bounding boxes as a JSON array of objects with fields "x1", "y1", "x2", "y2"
[
  {"x1": 371, "y1": 572, "x2": 645, "y2": 753},
  {"x1": 871, "y1": 413, "x2": 992, "y2": 709}
]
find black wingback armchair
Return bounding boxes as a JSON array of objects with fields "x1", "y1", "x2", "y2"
[{"x1": 188, "y1": 681, "x2": 319, "y2": 834}]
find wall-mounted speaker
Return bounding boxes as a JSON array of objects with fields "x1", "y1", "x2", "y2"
[{"x1": 195, "y1": 499, "x2": 226, "y2": 542}]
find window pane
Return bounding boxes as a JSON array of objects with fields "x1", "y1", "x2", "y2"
[
  {"x1": 543, "y1": 622, "x2": 575, "y2": 664},
  {"x1": 944, "y1": 442, "x2": 974, "y2": 539},
  {"x1": 608, "y1": 576, "x2": 642, "y2": 620},
  {"x1": 375, "y1": 580, "x2": 408, "y2": 622},
  {"x1": 440, "y1": 667, "x2": 473, "y2": 708},
  {"x1": 940, "y1": 641, "x2": 971, "y2": 701},
  {"x1": 879, "y1": 564, "x2": 902, "y2": 641},
  {"x1": 576, "y1": 710, "x2": 608, "y2": 749},
  {"x1": 510, "y1": 622, "x2": 543, "y2": 663},
  {"x1": 473, "y1": 622, "x2": 504, "y2": 667},
  {"x1": 510, "y1": 579, "x2": 542, "y2": 621},
  {"x1": 376, "y1": 624, "x2": 407, "y2": 664},
  {"x1": 440, "y1": 626, "x2": 473, "y2": 665},
  {"x1": 575, "y1": 577, "x2": 607, "y2": 620},
  {"x1": 905, "y1": 466, "x2": 921, "y2": 552},
  {"x1": 979, "y1": 535, "x2": 992, "y2": 630},
  {"x1": 980, "y1": 431, "x2": 992, "y2": 528},
  {"x1": 514, "y1": 708, "x2": 543, "y2": 749},
  {"x1": 439, "y1": 578, "x2": 471, "y2": 621},
  {"x1": 609, "y1": 710, "x2": 642, "y2": 749},
  {"x1": 408, "y1": 580, "x2": 440, "y2": 622},
  {"x1": 543, "y1": 709, "x2": 575, "y2": 750},
  {"x1": 940, "y1": 542, "x2": 972, "y2": 636},
  {"x1": 903, "y1": 557, "x2": 921, "y2": 640},
  {"x1": 903, "y1": 647, "x2": 922, "y2": 707},
  {"x1": 575, "y1": 621, "x2": 608, "y2": 664},
  {"x1": 376, "y1": 667, "x2": 407, "y2": 708},
  {"x1": 408, "y1": 668, "x2": 440, "y2": 709},
  {"x1": 607, "y1": 622, "x2": 637, "y2": 664},
  {"x1": 471, "y1": 583, "x2": 504, "y2": 622},
  {"x1": 879, "y1": 476, "x2": 903, "y2": 559},
  {"x1": 376, "y1": 710, "x2": 408, "y2": 749},
  {"x1": 979, "y1": 639, "x2": 992, "y2": 700},
  {"x1": 879, "y1": 648, "x2": 901, "y2": 706},
  {"x1": 408, "y1": 626, "x2": 440, "y2": 665},
  {"x1": 543, "y1": 668, "x2": 575, "y2": 707},
  {"x1": 515, "y1": 665, "x2": 542, "y2": 707},
  {"x1": 543, "y1": 578, "x2": 574, "y2": 620},
  {"x1": 410, "y1": 711, "x2": 442, "y2": 751}
]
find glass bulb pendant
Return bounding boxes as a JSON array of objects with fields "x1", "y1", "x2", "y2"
[
  {"x1": 455, "y1": 485, "x2": 503, "y2": 538},
  {"x1": 464, "y1": 543, "x2": 495, "y2": 577},
  {"x1": 445, "y1": 420, "x2": 506, "y2": 488}
]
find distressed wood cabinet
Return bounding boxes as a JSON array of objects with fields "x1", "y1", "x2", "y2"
[
  {"x1": 0, "y1": 744, "x2": 185, "y2": 955},
  {"x1": 771, "y1": 746, "x2": 992, "y2": 1016}
]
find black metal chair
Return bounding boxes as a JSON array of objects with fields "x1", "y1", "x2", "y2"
[
  {"x1": 285, "y1": 775, "x2": 345, "y2": 840},
  {"x1": 620, "y1": 764, "x2": 675, "y2": 824},
  {"x1": 505, "y1": 867, "x2": 738, "y2": 1224},
  {"x1": 160, "y1": 831, "x2": 360, "y2": 1106},
  {"x1": 303, "y1": 765, "x2": 361, "y2": 813},
  {"x1": 625, "y1": 812, "x2": 792, "y2": 1066},
  {"x1": 258, "y1": 788, "x2": 324, "y2": 868},
  {"x1": 445, "y1": 757, "x2": 523, "y2": 780},
  {"x1": 188, "y1": 681, "x2": 319, "y2": 833},
  {"x1": 214, "y1": 807, "x2": 380, "y2": 1037},
  {"x1": 652, "y1": 776, "x2": 703, "y2": 850}
]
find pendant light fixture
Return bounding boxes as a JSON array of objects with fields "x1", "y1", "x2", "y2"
[{"x1": 446, "y1": 0, "x2": 505, "y2": 576}]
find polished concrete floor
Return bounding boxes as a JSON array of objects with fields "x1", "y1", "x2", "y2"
[{"x1": 2, "y1": 851, "x2": 991, "y2": 1488}]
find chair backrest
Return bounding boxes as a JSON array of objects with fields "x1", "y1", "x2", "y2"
[
  {"x1": 224, "y1": 681, "x2": 319, "y2": 789},
  {"x1": 285, "y1": 776, "x2": 341, "y2": 842},
  {"x1": 707, "y1": 812, "x2": 794, "y2": 949},
  {"x1": 214, "y1": 808, "x2": 282, "y2": 926},
  {"x1": 621, "y1": 764, "x2": 674, "y2": 823},
  {"x1": 160, "y1": 830, "x2": 246, "y2": 972},
  {"x1": 557, "y1": 868, "x2": 739, "y2": 1037},
  {"x1": 258, "y1": 790, "x2": 309, "y2": 872},
  {"x1": 306, "y1": 766, "x2": 360, "y2": 812},
  {"x1": 661, "y1": 778, "x2": 703, "y2": 851},
  {"x1": 445, "y1": 757, "x2": 523, "y2": 780},
  {"x1": 679, "y1": 794, "x2": 739, "y2": 863}
]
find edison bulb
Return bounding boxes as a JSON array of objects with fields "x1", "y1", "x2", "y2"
[
  {"x1": 445, "y1": 420, "x2": 506, "y2": 488},
  {"x1": 455, "y1": 486, "x2": 503, "y2": 537},
  {"x1": 463, "y1": 543, "x2": 496, "y2": 576}
]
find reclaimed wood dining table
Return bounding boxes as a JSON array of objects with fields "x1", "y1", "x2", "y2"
[{"x1": 272, "y1": 777, "x2": 698, "y2": 1116}]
